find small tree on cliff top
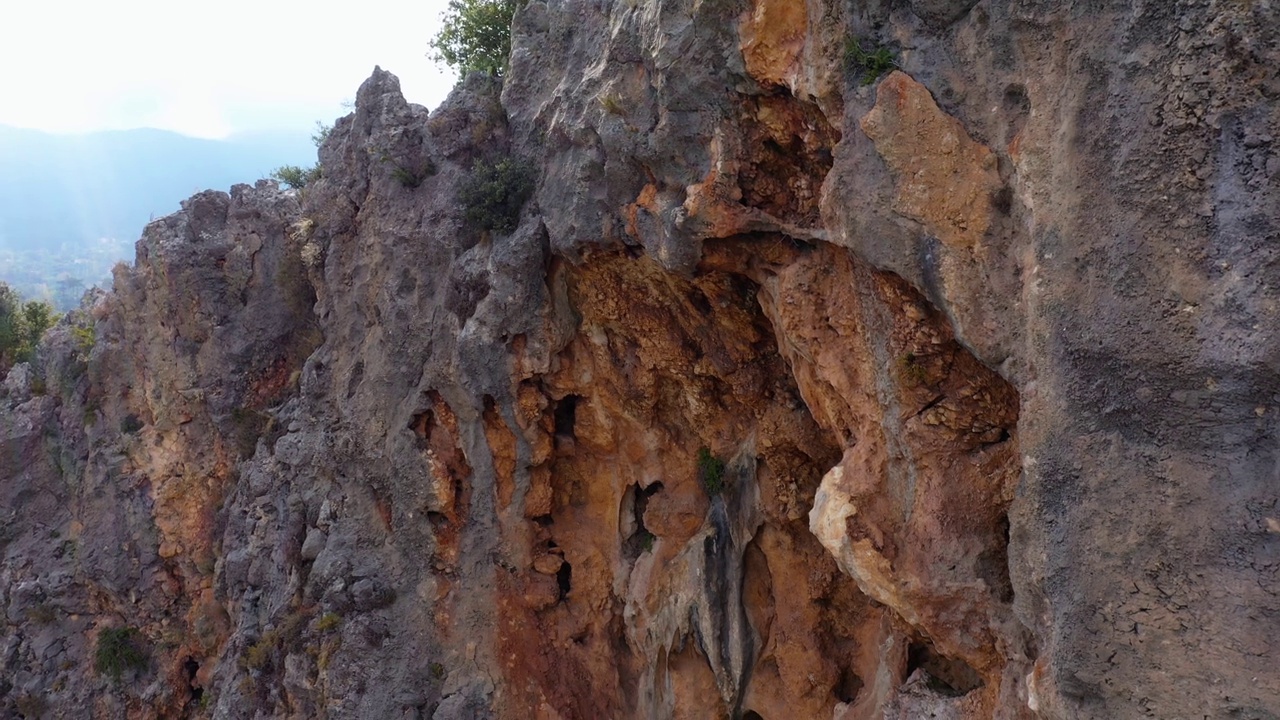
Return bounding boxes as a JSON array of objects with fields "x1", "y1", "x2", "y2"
[
  {"x1": 0, "y1": 283, "x2": 58, "y2": 374},
  {"x1": 431, "y1": 0, "x2": 526, "y2": 77}
]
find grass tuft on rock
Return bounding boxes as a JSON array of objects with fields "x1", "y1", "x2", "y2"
[
  {"x1": 95, "y1": 626, "x2": 147, "y2": 681},
  {"x1": 846, "y1": 38, "x2": 896, "y2": 85}
]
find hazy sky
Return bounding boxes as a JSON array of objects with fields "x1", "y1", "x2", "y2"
[{"x1": 0, "y1": 0, "x2": 458, "y2": 138}]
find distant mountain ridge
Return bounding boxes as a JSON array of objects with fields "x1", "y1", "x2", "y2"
[
  {"x1": 0, "y1": 124, "x2": 318, "y2": 307},
  {"x1": 0, "y1": 124, "x2": 317, "y2": 252}
]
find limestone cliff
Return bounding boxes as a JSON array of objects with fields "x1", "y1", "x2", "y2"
[{"x1": 2, "y1": 1, "x2": 1278, "y2": 719}]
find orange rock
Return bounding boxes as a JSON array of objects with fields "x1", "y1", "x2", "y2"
[
  {"x1": 532, "y1": 553, "x2": 564, "y2": 576},
  {"x1": 860, "y1": 71, "x2": 1003, "y2": 250},
  {"x1": 739, "y1": 0, "x2": 808, "y2": 90},
  {"x1": 755, "y1": 245, "x2": 1021, "y2": 692},
  {"x1": 484, "y1": 397, "x2": 519, "y2": 512},
  {"x1": 642, "y1": 479, "x2": 709, "y2": 541},
  {"x1": 669, "y1": 643, "x2": 729, "y2": 719},
  {"x1": 523, "y1": 572, "x2": 562, "y2": 611}
]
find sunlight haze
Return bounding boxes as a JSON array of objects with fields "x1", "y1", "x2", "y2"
[{"x1": 0, "y1": 0, "x2": 457, "y2": 138}]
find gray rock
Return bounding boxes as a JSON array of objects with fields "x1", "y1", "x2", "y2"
[
  {"x1": 349, "y1": 578, "x2": 395, "y2": 612},
  {"x1": 1, "y1": 363, "x2": 31, "y2": 404},
  {"x1": 0, "y1": 2, "x2": 1276, "y2": 718},
  {"x1": 300, "y1": 528, "x2": 327, "y2": 561}
]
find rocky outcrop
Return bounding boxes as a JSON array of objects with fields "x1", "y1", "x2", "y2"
[
  {"x1": 0, "y1": 182, "x2": 317, "y2": 718},
  {"x1": 2, "y1": 1, "x2": 1278, "y2": 719}
]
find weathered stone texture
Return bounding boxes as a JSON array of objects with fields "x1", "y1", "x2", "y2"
[{"x1": 2, "y1": 0, "x2": 1277, "y2": 719}]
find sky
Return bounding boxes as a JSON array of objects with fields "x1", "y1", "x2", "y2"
[{"x1": 0, "y1": 0, "x2": 459, "y2": 139}]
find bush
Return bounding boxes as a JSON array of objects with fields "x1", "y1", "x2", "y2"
[
  {"x1": 71, "y1": 324, "x2": 95, "y2": 362},
  {"x1": 272, "y1": 165, "x2": 323, "y2": 190},
  {"x1": 697, "y1": 447, "x2": 726, "y2": 496},
  {"x1": 311, "y1": 121, "x2": 332, "y2": 148},
  {"x1": 270, "y1": 121, "x2": 330, "y2": 190},
  {"x1": 242, "y1": 636, "x2": 275, "y2": 671},
  {"x1": 459, "y1": 157, "x2": 535, "y2": 234},
  {"x1": 25, "y1": 603, "x2": 57, "y2": 625},
  {"x1": 0, "y1": 283, "x2": 59, "y2": 373},
  {"x1": 392, "y1": 162, "x2": 436, "y2": 188},
  {"x1": 845, "y1": 38, "x2": 896, "y2": 85},
  {"x1": 241, "y1": 608, "x2": 310, "y2": 672},
  {"x1": 599, "y1": 92, "x2": 625, "y2": 116},
  {"x1": 431, "y1": 0, "x2": 526, "y2": 77},
  {"x1": 316, "y1": 612, "x2": 342, "y2": 632},
  {"x1": 95, "y1": 626, "x2": 147, "y2": 681},
  {"x1": 14, "y1": 693, "x2": 46, "y2": 718},
  {"x1": 898, "y1": 352, "x2": 929, "y2": 386}
]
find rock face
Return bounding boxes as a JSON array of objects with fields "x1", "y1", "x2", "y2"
[{"x1": 2, "y1": 1, "x2": 1278, "y2": 719}]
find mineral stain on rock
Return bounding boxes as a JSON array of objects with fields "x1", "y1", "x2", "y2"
[{"x1": 2, "y1": 1, "x2": 1279, "y2": 719}]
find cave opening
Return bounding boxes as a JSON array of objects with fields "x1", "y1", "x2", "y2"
[
  {"x1": 905, "y1": 640, "x2": 983, "y2": 697},
  {"x1": 184, "y1": 656, "x2": 203, "y2": 707},
  {"x1": 834, "y1": 665, "x2": 864, "y2": 704},
  {"x1": 409, "y1": 408, "x2": 435, "y2": 449},
  {"x1": 623, "y1": 482, "x2": 663, "y2": 558},
  {"x1": 556, "y1": 560, "x2": 573, "y2": 601},
  {"x1": 688, "y1": 286, "x2": 713, "y2": 315},
  {"x1": 554, "y1": 394, "x2": 580, "y2": 439},
  {"x1": 976, "y1": 513, "x2": 1015, "y2": 602},
  {"x1": 552, "y1": 394, "x2": 582, "y2": 457},
  {"x1": 426, "y1": 511, "x2": 449, "y2": 531}
]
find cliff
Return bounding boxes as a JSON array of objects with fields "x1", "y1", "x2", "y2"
[{"x1": 2, "y1": 1, "x2": 1278, "y2": 718}]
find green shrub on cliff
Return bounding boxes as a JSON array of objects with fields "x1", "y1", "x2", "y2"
[
  {"x1": 271, "y1": 122, "x2": 331, "y2": 190},
  {"x1": 311, "y1": 121, "x2": 332, "y2": 147},
  {"x1": 71, "y1": 324, "x2": 95, "y2": 361},
  {"x1": 459, "y1": 157, "x2": 535, "y2": 234},
  {"x1": 845, "y1": 38, "x2": 896, "y2": 85},
  {"x1": 431, "y1": 0, "x2": 526, "y2": 77},
  {"x1": 94, "y1": 626, "x2": 147, "y2": 681},
  {"x1": 0, "y1": 283, "x2": 58, "y2": 373},
  {"x1": 697, "y1": 447, "x2": 726, "y2": 495},
  {"x1": 272, "y1": 164, "x2": 323, "y2": 190}
]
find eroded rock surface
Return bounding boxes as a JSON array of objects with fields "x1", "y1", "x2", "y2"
[{"x1": 2, "y1": 1, "x2": 1278, "y2": 719}]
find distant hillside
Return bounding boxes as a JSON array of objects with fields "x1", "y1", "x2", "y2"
[{"x1": 0, "y1": 125, "x2": 317, "y2": 307}]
